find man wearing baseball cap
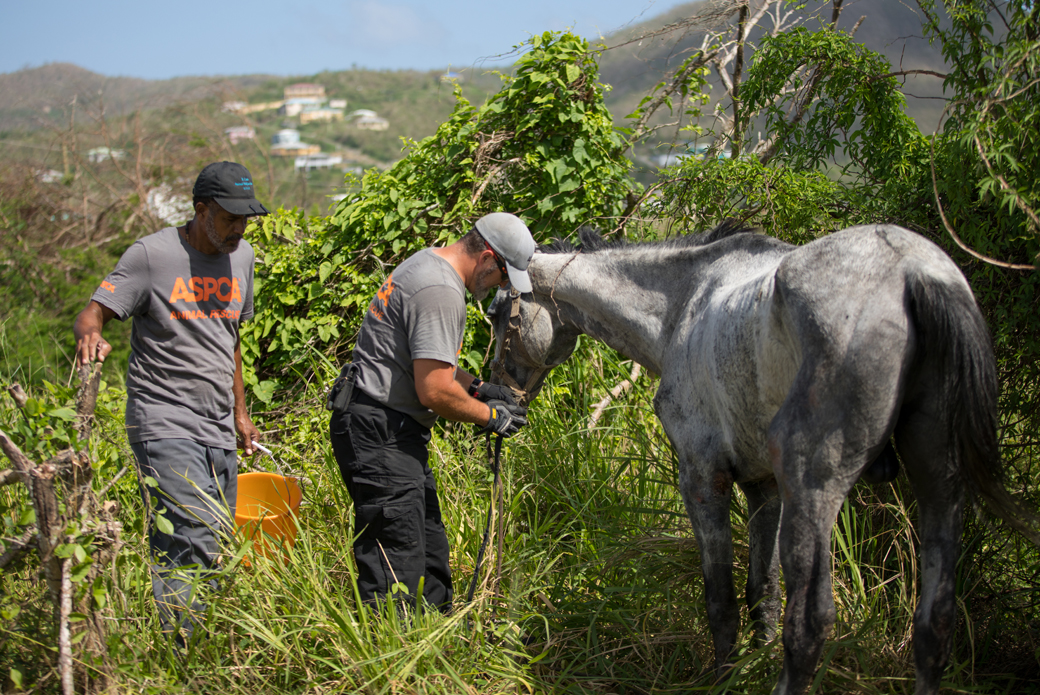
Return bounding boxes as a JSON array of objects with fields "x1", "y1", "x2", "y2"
[
  {"x1": 73, "y1": 162, "x2": 267, "y2": 643},
  {"x1": 327, "y1": 211, "x2": 534, "y2": 613}
]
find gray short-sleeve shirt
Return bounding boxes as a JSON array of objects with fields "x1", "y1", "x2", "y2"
[
  {"x1": 91, "y1": 227, "x2": 254, "y2": 447},
  {"x1": 351, "y1": 249, "x2": 467, "y2": 428}
]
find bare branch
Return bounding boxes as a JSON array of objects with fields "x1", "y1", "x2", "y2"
[
  {"x1": 973, "y1": 133, "x2": 1040, "y2": 235},
  {"x1": 869, "y1": 69, "x2": 949, "y2": 81},
  {"x1": 0, "y1": 429, "x2": 35, "y2": 490},
  {"x1": 0, "y1": 529, "x2": 35, "y2": 570},
  {"x1": 59, "y1": 558, "x2": 74, "y2": 695},
  {"x1": 606, "y1": 0, "x2": 743, "y2": 51},
  {"x1": 31, "y1": 464, "x2": 62, "y2": 576},
  {"x1": 929, "y1": 127, "x2": 1035, "y2": 270},
  {"x1": 627, "y1": 49, "x2": 719, "y2": 146},
  {"x1": 8, "y1": 383, "x2": 28, "y2": 409},
  {"x1": 590, "y1": 363, "x2": 643, "y2": 428},
  {"x1": 76, "y1": 362, "x2": 103, "y2": 441}
]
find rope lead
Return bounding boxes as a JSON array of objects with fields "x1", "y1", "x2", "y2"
[{"x1": 466, "y1": 433, "x2": 504, "y2": 604}]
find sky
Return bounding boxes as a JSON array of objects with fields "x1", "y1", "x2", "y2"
[{"x1": 1, "y1": 0, "x2": 691, "y2": 79}]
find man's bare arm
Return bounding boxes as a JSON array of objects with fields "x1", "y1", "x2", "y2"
[
  {"x1": 233, "y1": 339, "x2": 260, "y2": 456},
  {"x1": 414, "y1": 359, "x2": 490, "y2": 425}
]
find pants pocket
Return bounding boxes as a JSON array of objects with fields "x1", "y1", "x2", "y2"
[{"x1": 354, "y1": 488, "x2": 425, "y2": 600}]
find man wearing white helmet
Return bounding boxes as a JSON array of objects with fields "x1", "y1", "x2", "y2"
[{"x1": 327, "y1": 212, "x2": 534, "y2": 613}]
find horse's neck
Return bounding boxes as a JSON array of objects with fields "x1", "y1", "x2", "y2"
[{"x1": 531, "y1": 251, "x2": 671, "y2": 373}]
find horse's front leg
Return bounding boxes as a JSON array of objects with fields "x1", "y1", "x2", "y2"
[
  {"x1": 739, "y1": 478, "x2": 782, "y2": 643},
  {"x1": 676, "y1": 454, "x2": 740, "y2": 675}
]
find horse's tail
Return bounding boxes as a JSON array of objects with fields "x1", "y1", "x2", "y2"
[{"x1": 907, "y1": 271, "x2": 1040, "y2": 544}]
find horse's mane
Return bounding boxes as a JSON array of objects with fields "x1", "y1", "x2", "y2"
[{"x1": 539, "y1": 219, "x2": 754, "y2": 254}]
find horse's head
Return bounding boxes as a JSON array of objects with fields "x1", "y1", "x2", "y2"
[{"x1": 487, "y1": 287, "x2": 581, "y2": 406}]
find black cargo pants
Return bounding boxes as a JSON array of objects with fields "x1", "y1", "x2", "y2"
[{"x1": 329, "y1": 392, "x2": 453, "y2": 613}]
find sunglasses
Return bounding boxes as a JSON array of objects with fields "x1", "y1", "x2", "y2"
[{"x1": 483, "y1": 239, "x2": 507, "y2": 277}]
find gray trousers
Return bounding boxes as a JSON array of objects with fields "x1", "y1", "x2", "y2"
[{"x1": 131, "y1": 439, "x2": 237, "y2": 637}]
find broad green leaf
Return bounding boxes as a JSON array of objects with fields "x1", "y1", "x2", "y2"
[
  {"x1": 318, "y1": 261, "x2": 333, "y2": 283},
  {"x1": 18, "y1": 506, "x2": 35, "y2": 526},
  {"x1": 253, "y1": 380, "x2": 277, "y2": 404},
  {"x1": 48, "y1": 407, "x2": 77, "y2": 421},
  {"x1": 154, "y1": 513, "x2": 174, "y2": 535},
  {"x1": 70, "y1": 560, "x2": 93, "y2": 583}
]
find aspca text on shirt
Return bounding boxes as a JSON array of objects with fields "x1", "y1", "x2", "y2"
[{"x1": 165, "y1": 275, "x2": 246, "y2": 320}]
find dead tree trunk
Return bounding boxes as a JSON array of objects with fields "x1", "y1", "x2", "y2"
[{"x1": 0, "y1": 366, "x2": 122, "y2": 694}]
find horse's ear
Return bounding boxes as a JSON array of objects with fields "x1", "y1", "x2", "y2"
[{"x1": 577, "y1": 226, "x2": 605, "y2": 251}]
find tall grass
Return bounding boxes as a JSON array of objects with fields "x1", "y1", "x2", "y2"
[{"x1": 2, "y1": 334, "x2": 1039, "y2": 693}]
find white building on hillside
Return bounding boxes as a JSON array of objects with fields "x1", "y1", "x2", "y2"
[
  {"x1": 224, "y1": 126, "x2": 256, "y2": 145},
  {"x1": 87, "y1": 147, "x2": 126, "y2": 163},
  {"x1": 271, "y1": 129, "x2": 320, "y2": 156},
  {"x1": 280, "y1": 97, "x2": 325, "y2": 117},
  {"x1": 356, "y1": 115, "x2": 389, "y2": 131},
  {"x1": 284, "y1": 83, "x2": 325, "y2": 100},
  {"x1": 294, "y1": 154, "x2": 343, "y2": 172},
  {"x1": 300, "y1": 107, "x2": 344, "y2": 124}
]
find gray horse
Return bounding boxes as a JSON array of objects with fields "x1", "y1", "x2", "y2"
[{"x1": 487, "y1": 222, "x2": 1037, "y2": 694}]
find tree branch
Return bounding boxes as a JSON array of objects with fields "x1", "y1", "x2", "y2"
[
  {"x1": 59, "y1": 558, "x2": 74, "y2": 695},
  {"x1": 869, "y1": 69, "x2": 949, "y2": 81},
  {"x1": 0, "y1": 430, "x2": 35, "y2": 490},
  {"x1": 590, "y1": 363, "x2": 642, "y2": 428},
  {"x1": 627, "y1": 49, "x2": 719, "y2": 147},
  {"x1": 929, "y1": 128, "x2": 1035, "y2": 270},
  {"x1": 0, "y1": 528, "x2": 35, "y2": 570}
]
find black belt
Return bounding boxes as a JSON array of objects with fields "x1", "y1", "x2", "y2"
[{"x1": 353, "y1": 390, "x2": 382, "y2": 408}]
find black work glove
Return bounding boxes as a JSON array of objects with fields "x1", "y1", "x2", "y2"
[
  {"x1": 481, "y1": 400, "x2": 528, "y2": 438},
  {"x1": 467, "y1": 378, "x2": 517, "y2": 405}
]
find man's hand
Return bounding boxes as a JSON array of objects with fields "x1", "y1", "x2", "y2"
[
  {"x1": 76, "y1": 331, "x2": 113, "y2": 367},
  {"x1": 236, "y1": 414, "x2": 261, "y2": 456},
  {"x1": 468, "y1": 378, "x2": 518, "y2": 405},
  {"x1": 73, "y1": 301, "x2": 117, "y2": 366},
  {"x1": 481, "y1": 400, "x2": 528, "y2": 438}
]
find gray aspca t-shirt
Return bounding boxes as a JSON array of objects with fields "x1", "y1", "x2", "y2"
[
  {"x1": 91, "y1": 227, "x2": 254, "y2": 448},
  {"x1": 351, "y1": 248, "x2": 467, "y2": 429}
]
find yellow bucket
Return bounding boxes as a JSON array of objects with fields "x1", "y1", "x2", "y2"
[{"x1": 235, "y1": 472, "x2": 302, "y2": 558}]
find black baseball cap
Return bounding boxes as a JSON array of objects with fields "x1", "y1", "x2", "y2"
[{"x1": 193, "y1": 161, "x2": 269, "y2": 216}]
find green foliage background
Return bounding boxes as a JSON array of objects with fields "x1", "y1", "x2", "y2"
[{"x1": 3, "y1": 7, "x2": 1040, "y2": 692}]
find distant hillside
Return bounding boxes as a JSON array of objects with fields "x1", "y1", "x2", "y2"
[
  {"x1": 1, "y1": 1, "x2": 951, "y2": 139},
  {"x1": 0, "y1": 63, "x2": 277, "y2": 131},
  {"x1": 598, "y1": 0, "x2": 949, "y2": 134}
]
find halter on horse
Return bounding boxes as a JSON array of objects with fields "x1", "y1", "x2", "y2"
[{"x1": 489, "y1": 289, "x2": 557, "y2": 405}]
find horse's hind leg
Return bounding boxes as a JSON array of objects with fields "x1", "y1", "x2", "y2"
[
  {"x1": 740, "y1": 478, "x2": 781, "y2": 643},
  {"x1": 768, "y1": 415, "x2": 865, "y2": 695},
  {"x1": 896, "y1": 404, "x2": 964, "y2": 695}
]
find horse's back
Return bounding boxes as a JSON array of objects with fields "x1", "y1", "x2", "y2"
[{"x1": 776, "y1": 224, "x2": 970, "y2": 314}]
